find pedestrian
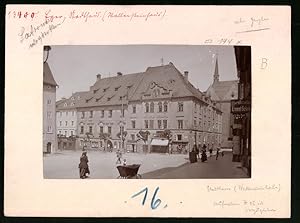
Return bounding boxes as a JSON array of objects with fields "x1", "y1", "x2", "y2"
[
  {"x1": 195, "y1": 145, "x2": 200, "y2": 159},
  {"x1": 123, "y1": 159, "x2": 127, "y2": 166},
  {"x1": 78, "y1": 151, "x2": 90, "y2": 179},
  {"x1": 201, "y1": 149, "x2": 207, "y2": 162},
  {"x1": 209, "y1": 144, "x2": 213, "y2": 157},
  {"x1": 216, "y1": 147, "x2": 220, "y2": 160},
  {"x1": 116, "y1": 149, "x2": 122, "y2": 164}
]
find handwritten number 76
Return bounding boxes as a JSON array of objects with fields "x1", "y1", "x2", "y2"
[{"x1": 131, "y1": 187, "x2": 162, "y2": 209}]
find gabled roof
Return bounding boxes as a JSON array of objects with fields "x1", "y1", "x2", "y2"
[
  {"x1": 76, "y1": 62, "x2": 211, "y2": 108},
  {"x1": 43, "y1": 62, "x2": 58, "y2": 86},
  {"x1": 56, "y1": 91, "x2": 88, "y2": 110},
  {"x1": 206, "y1": 80, "x2": 238, "y2": 101}
]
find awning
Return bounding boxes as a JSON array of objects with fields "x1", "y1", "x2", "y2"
[{"x1": 151, "y1": 139, "x2": 169, "y2": 146}]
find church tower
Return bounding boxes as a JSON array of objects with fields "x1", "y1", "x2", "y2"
[{"x1": 213, "y1": 57, "x2": 219, "y2": 83}]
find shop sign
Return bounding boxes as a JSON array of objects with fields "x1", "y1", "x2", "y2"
[{"x1": 231, "y1": 100, "x2": 251, "y2": 113}]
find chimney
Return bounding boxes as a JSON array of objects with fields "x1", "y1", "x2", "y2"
[
  {"x1": 184, "y1": 71, "x2": 189, "y2": 80},
  {"x1": 117, "y1": 72, "x2": 122, "y2": 76},
  {"x1": 96, "y1": 74, "x2": 101, "y2": 81}
]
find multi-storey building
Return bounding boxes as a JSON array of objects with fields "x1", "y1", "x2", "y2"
[
  {"x1": 206, "y1": 57, "x2": 238, "y2": 149},
  {"x1": 56, "y1": 91, "x2": 88, "y2": 150},
  {"x1": 73, "y1": 62, "x2": 222, "y2": 153},
  {"x1": 43, "y1": 61, "x2": 58, "y2": 153}
]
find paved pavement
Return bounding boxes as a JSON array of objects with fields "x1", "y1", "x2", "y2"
[
  {"x1": 43, "y1": 150, "x2": 188, "y2": 179},
  {"x1": 142, "y1": 152, "x2": 248, "y2": 179},
  {"x1": 43, "y1": 150, "x2": 247, "y2": 179}
]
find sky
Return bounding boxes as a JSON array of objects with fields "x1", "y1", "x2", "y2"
[{"x1": 46, "y1": 45, "x2": 238, "y2": 100}]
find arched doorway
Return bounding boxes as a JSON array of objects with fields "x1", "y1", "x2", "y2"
[{"x1": 46, "y1": 142, "x2": 52, "y2": 153}]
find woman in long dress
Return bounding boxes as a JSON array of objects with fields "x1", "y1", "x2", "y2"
[{"x1": 79, "y1": 151, "x2": 90, "y2": 179}]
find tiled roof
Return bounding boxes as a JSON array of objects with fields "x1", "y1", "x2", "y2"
[
  {"x1": 75, "y1": 63, "x2": 209, "y2": 108},
  {"x1": 207, "y1": 80, "x2": 239, "y2": 101},
  {"x1": 56, "y1": 91, "x2": 88, "y2": 110},
  {"x1": 43, "y1": 62, "x2": 58, "y2": 86}
]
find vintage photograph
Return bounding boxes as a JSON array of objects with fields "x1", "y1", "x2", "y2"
[{"x1": 43, "y1": 45, "x2": 251, "y2": 179}]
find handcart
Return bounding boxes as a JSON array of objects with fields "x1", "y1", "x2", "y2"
[{"x1": 117, "y1": 164, "x2": 142, "y2": 179}]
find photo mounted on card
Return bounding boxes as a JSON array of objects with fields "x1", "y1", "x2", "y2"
[{"x1": 5, "y1": 5, "x2": 291, "y2": 218}]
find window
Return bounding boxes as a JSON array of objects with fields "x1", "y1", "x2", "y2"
[
  {"x1": 132, "y1": 105, "x2": 136, "y2": 113},
  {"x1": 178, "y1": 102, "x2": 184, "y2": 112},
  {"x1": 108, "y1": 126, "x2": 112, "y2": 135},
  {"x1": 71, "y1": 131, "x2": 73, "y2": 136},
  {"x1": 80, "y1": 126, "x2": 84, "y2": 134},
  {"x1": 178, "y1": 120, "x2": 183, "y2": 129},
  {"x1": 81, "y1": 111, "x2": 85, "y2": 118},
  {"x1": 150, "y1": 120, "x2": 154, "y2": 129},
  {"x1": 100, "y1": 126, "x2": 103, "y2": 133},
  {"x1": 89, "y1": 126, "x2": 93, "y2": 134},
  {"x1": 150, "y1": 102, "x2": 154, "y2": 113},
  {"x1": 121, "y1": 109, "x2": 124, "y2": 117},
  {"x1": 108, "y1": 110, "x2": 112, "y2": 118},
  {"x1": 131, "y1": 120, "x2": 136, "y2": 129},
  {"x1": 60, "y1": 112, "x2": 62, "y2": 117},
  {"x1": 59, "y1": 121, "x2": 62, "y2": 126},
  {"x1": 144, "y1": 120, "x2": 149, "y2": 129},
  {"x1": 163, "y1": 120, "x2": 167, "y2": 129},
  {"x1": 47, "y1": 126, "x2": 52, "y2": 133},
  {"x1": 59, "y1": 130, "x2": 61, "y2": 134},
  {"x1": 72, "y1": 111, "x2": 75, "y2": 116},
  {"x1": 89, "y1": 111, "x2": 93, "y2": 118},
  {"x1": 72, "y1": 121, "x2": 74, "y2": 126},
  {"x1": 131, "y1": 134, "x2": 135, "y2": 141},
  {"x1": 158, "y1": 120, "x2": 162, "y2": 129},
  {"x1": 65, "y1": 121, "x2": 68, "y2": 126},
  {"x1": 101, "y1": 110, "x2": 104, "y2": 118},
  {"x1": 47, "y1": 99, "x2": 51, "y2": 104},
  {"x1": 64, "y1": 103, "x2": 67, "y2": 107},
  {"x1": 65, "y1": 131, "x2": 67, "y2": 136},
  {"x1": 163, "y1": 102, "x2": 168, "y2": 112},
  {"x1": 47, "y1": 111, "x2": 51, "y2": 119},
  {"x1": 177, "y1": 134, "x2": 182, "y2": 141},
  {"x1": 158, "y1": 102, "x2": 162, "y2": 112},
  {"x1": 66, "y1": 111, "x2": 68, "y2": 116},
  {"x1": 194, "y1": 120, "x2": 197, "y2": 127},
  {"x1": 145, "y1": 103, "x2": 149, "y2": 113}
]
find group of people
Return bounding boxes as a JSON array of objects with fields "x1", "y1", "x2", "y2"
[{"x1": 192, "y1": 144, "x2": 224, "y2": 162}]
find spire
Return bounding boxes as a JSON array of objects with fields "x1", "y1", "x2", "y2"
[{"x1": 213, "y1": 56, "x2": 219, "y2": 83}]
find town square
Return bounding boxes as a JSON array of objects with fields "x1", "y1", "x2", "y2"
[{"x1": 43, "y1": 45, "x2": 251, "y2": 179}]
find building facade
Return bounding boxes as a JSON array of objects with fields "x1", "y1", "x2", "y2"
[
  {"x1": 232, "y1": 46, "x2": 251, "y2": 176},
  {"x1": 56, "y1": 91, "x2": 88, "y2": 150},
  {"x1": 69, "y1": 63, "x2": 222, "y2": 153},
  {"x1": 43, "y1": 62, "x2": 58, "y2": 153},
  {"x1": 206, "y1": 57, "x2": 238, "y2": 149}
]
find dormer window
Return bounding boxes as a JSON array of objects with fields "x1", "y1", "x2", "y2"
[
  {"x1": 127, "y1": 85, "x2": 133, "y2": 89},
  {"x1": 103, "y1": 87, "x2": 109, "y2": 92},
  {"x1": 93, "y1": 89, "x2": 99, "y2": 94},
  {"x1": 71, "y1": 102, "x2": 75, "y2": 106},
  {"x1": 71, "y1": 97, "x2": 75, "y2": 100},
  {"x1": 115, "y1": 86, "x2": 121, "y2": 91},
  {"x1": 63, "y1": 103, "x2": 67, "y2": 107}
]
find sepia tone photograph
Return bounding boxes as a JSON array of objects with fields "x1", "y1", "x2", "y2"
[{"x1": 43, "y1": 45, "x2": 251, "y2": 179}]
